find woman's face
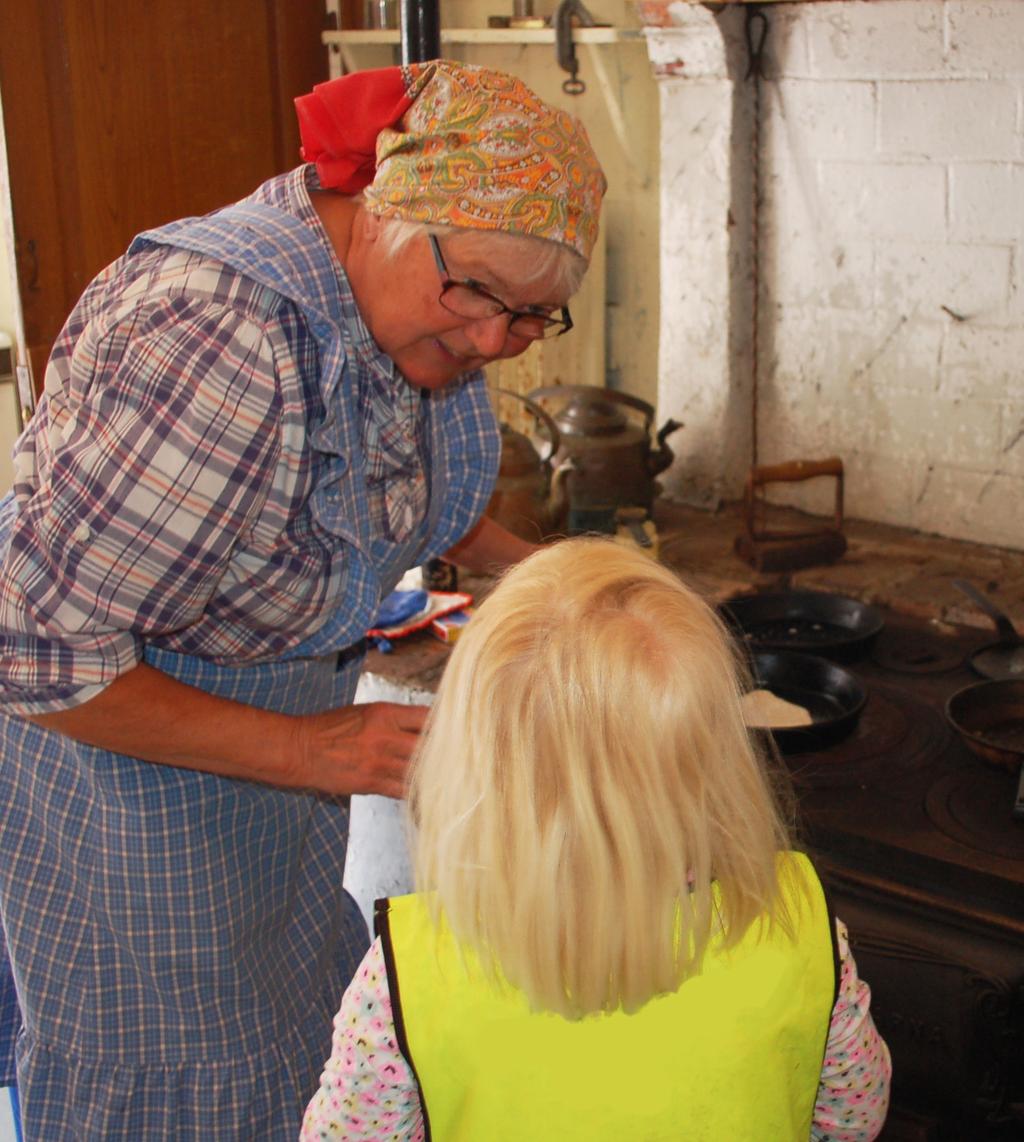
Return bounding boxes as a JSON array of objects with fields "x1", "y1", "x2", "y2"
[{"x1": 358, "y1": 225, "x2": 573, "y2": 390}]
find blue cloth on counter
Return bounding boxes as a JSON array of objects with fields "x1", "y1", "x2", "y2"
[{"x1": 374, "y1": 589, "x2": 430, "y2": 628}]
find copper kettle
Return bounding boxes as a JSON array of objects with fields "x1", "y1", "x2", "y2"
[
  {"x1": 485, "y1": 390, "x2": 576, "y2": 542},
  {"x1": 528, "y1": 385, "x2": 683, "y2": 517}
]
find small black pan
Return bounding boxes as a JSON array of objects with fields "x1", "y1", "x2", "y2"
[
  {"x1": 953, "y1": 579, "x2": 1024, "y2": 682},
  {"x1": 722, "y1": 591, "x2": 885, "y2": 663},
  {"x1": 946, "y1": 679, "x2": 1024, "y2": 774},
  {"x1": 747, "y1": 650, "x2": 868, "y2": 753}
]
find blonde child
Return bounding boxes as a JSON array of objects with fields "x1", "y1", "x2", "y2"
[{"x1": 302, "y1": 538, "x2": 890, "y2": 1140}]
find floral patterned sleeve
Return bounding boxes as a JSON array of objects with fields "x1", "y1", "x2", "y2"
[
  {"x1": 300, "y1": 938, "x2": 424, "y2": 1142},
  {"x1": 812, "y1": 919, "x2": 892, "y2": 1141}
]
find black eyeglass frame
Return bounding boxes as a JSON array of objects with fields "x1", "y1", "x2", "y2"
[{"x1": 427, "y1": 234, "x2": 573, "y2": 340}]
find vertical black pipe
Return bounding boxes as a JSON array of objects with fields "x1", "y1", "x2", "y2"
[{"x1": 399, "y1": 0, "x2": 441, "y2": 63}]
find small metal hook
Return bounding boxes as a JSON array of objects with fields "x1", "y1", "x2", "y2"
[
  {"x1": 744, "y1": 7, "x2": 769, "y2": 81},
  {"x1": 554, "y1": 0, "x2": 596, "y2": 96}
]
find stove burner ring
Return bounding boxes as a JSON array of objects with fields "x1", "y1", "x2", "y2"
[
  {"x1": 783, "y1": 682, "x2": 950, "y2": 788},
  {"x1": 925, "y1": 767, "x2": 1024, "y2": 860},
  {"x1": 872, "y1": 632, "x2": 965, "y2": 675}
]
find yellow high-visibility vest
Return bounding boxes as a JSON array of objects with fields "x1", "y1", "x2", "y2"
[{"x1": 377, "y1": 851, "x2": 837, "y2": 1141}]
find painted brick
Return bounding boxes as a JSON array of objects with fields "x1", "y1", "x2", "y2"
[
  {"x1": 879, "y1": 79, "x2": 1018, "y2": 160},
  {"x1": 842, "y1": 451, "x2": 918, "y2": 527},
  {"x1": 879, "y1": 389, "x2": 1003, "y2": 469},
  {"x1": 756, "y1": 312, "x2": 945, "y2": 489},
  {"x1": 660, "y1": 83, "x2": 733, "y2": 214},
  {"x1": 1005, "y1": 246, "x2": 1024, "y2": 323},
  {"x1": 950, "y1": 163, "x2": 1024, "y2": 242},
  {"x1": 948, "y1": 1, "x2": 1024, "y2": 76},
  {"x1": 941, "y1": 325, "x2": 1024, "y2": 401},
  {"x1": 770, "y1": 239, "x2": 876, "y2": 311},
  {"x1": 764, "y1": 308, "x2": 834, "y2": 387},
  {"x1": 757, "y1": 383, "x2": 835, "y2": 460},
  {"x1": 999, "y1": 404, "x2": 1024, "y2": 478},
  {"x1": 771, "y1": 79, "x2": 877, "y2": 160},
  {"x1": 765, "y1": 159, "x2": 878, "y2": 309},
  {"x1": 763, "y1": 308, "x2": 936, "y2": 403},
  {"x1": 642, "y1": 9, "x2": 729, "y2": 79},
  {"x1": 837, "y1": 313, "x2": 944, "y2": 395},
  {"x1": 817, "y1": 161, "x2": 946, "y2": 241},
  {"x1": 912, "y1": 467, "x2": 1024, "y2": 548},
  {"x1": 806, "y1": 0, "x2": 945, "y2": 79},
  {"x1": 875, "y1": 241, "x2": 1012, "y2": 318}
]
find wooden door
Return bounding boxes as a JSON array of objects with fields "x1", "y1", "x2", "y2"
[{"x1": 0, "y1": 0, "x2": 329, "y2": 390}]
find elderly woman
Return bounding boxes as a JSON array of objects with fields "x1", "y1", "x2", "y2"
[{"x1": 0, "y1": 61, "x2": 605, "y2": 1137}]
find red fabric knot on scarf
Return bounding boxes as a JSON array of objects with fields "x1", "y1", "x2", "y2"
[{"x1": 295, "y1": 66, "x2": 416, "y2": 194}]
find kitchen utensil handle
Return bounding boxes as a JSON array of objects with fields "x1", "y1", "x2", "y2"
[
  {"x1": 529, "y1": 384, "x2": 655, "y2": 432},
  {"x1": 742, "y1": 456, "x2": 845, "y2": 538},
  {"x1": 749, "y1": 457, "x2": 844, "y2": 485},
  {"x1": 616, "y1": 506, "x2": 652, "y2": 548},
  {"x1": 952, "y1": 579, "x2": 1020, "y2": 645},
  {"x1": 496, "y1": 388, "x2": 561, "y2": 465}
]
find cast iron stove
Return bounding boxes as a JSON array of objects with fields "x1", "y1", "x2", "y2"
[{"x1": 781, "y1": 612, "x2": 1023, "y2": 1140}]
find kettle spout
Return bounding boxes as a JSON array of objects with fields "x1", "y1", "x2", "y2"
[
  {"x1": 648, "y1": 418, "x2": 684, "y2": 477},
  {"x1": 546, "y1": 456, "x2": 579, "y2": 535}
]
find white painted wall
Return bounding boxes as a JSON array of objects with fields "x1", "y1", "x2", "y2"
[{"x1": 655, "y1": 0, "x2": 1024, "y2": 551}]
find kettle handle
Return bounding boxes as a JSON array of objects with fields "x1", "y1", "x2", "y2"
[
  {"x1": 529, "y1": 383, "x2": 656, "y2": 434},
  {"x1": 496, "y1": 388, "x2": 561, "y2": 465}
]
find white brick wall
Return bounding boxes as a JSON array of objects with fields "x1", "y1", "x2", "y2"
[{"x1": 660, "y1": 0, "x2": 1024, "y2": 551}]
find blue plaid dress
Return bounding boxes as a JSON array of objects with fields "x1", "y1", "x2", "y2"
[{"x1": 0, "y1": 167, "x2": 499, "y2": 1138}]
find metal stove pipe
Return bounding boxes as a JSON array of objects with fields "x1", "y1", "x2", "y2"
[{"x1": 399, "y1": 0, "x2": 441, "y2": 64}]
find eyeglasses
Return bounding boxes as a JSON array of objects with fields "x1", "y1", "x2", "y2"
[{"x1": 428, "y1": 234, "x2": 573, "y2": 341}]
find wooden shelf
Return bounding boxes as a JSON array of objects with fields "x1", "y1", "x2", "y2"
[
  {"x1": 323, "y1": 26, "x2": 650, "y2": 172},
  {"x1": 323, "y1": 27, "x2": 645, "y2": 47}
]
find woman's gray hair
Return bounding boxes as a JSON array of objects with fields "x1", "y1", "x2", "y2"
[{"x1": 372, "y1": 210, "x2": 589, "y2": 299}]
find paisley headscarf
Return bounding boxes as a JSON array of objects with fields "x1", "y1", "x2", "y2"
[{"x1": 295, "y1": 61, "x2": 606, "y2": 262}]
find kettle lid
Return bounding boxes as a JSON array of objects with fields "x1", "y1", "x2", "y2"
[{"x1": 556, "y1": 394, "x2": 627, "y2": 437}]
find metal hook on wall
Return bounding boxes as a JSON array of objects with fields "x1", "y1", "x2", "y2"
[
  {"x1": 744, "y1": 4, "x2": 770, "y2": 467},
  {"x1": 554, "y1": 0, "x2": 597, "y2": 95},
  {"x1": 744, "y1": 5, "x2": 769, "y2": 81}
]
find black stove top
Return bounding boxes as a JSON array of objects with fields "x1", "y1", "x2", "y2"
[{"x1": 778, "y1": 613, "x2": 1024, "y2": 927}]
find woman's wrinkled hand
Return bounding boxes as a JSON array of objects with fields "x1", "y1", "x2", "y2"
[{"x1": 294, "y1": 702, "x2": 429, "y2": 799}]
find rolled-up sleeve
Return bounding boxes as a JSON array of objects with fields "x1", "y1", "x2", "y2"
[{"x1": 0, "y1": 296, "x2": 283, "y2": 716}]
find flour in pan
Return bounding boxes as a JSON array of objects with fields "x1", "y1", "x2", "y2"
[{"x1": 741, "y1": 688, "x2": 814, "y2": 729}]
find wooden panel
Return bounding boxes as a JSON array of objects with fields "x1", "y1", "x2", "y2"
[
  {"x1": 0, "y1": 0, "x2": 328, "y2": 392},
  {"x1": 0, "y1": 2, "x2": 75, "y2": 371}
]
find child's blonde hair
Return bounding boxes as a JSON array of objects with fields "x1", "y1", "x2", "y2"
[{"x1": 408, "y1": 537, "x2": 796, "y2": 1020}]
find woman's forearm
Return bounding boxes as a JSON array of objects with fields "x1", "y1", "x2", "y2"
[
  {"x1": 30, "y1": 663, "x2": 307, "y2": 784},
  {"x1": 444, "y1": 515, "x2": 541, "y2": 573},
  {"x1": 28, "y1": 661, "x2": 425, "y2": 798}
]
